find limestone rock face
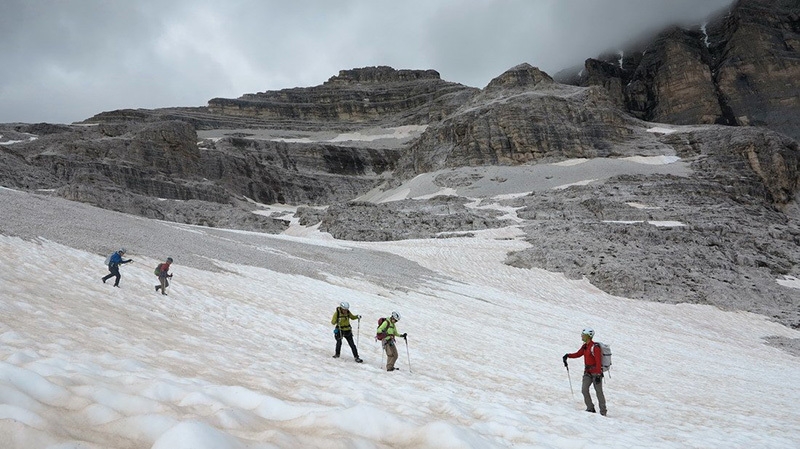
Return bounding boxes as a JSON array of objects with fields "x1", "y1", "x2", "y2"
[
  {"x1": 628, "y1": 28, "x2": 723, "y2": 124},
  {"x1": 207, "y1": 66, "x2": 478, "y2": 126},
  {"x1": 395, "y1": 63, "x2": 670, "y2": 178},
  {"x1": 710, "y1": 0, "x2": 800, "y2": 139},
  {"x1": 568, "y1": 0, "x2": 800, "y2": 140},
  {"x1": 0, "y1": 117, "x2": 402, "y2": 231},
  {"x1": 483, "y1": 63, "x2": 554, "y2": 91}
]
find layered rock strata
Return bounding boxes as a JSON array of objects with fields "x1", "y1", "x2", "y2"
[
  {"x1": 565, "y1": 0, "x2": 800, "y2": 140},
  {"x1": 207, "y1": 66, "x2": 477, "y2": 127}
]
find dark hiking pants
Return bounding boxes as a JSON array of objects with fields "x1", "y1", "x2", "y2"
[
  {"x1": 102, "y1": 265, "x2": 121, "y2": 286},
  {"x1": 335, "y1": 329, "x2": 359, "y2": 359}
]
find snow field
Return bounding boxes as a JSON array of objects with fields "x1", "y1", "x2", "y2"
[{"x1": 1, "y1": 226, "x2": 799, "y2": 448}]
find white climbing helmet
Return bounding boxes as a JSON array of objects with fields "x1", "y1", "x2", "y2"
[
  {"x1": 582, "y1": 328, "x2": 595, "y2": 338},
  {"x1": 391, "y1": 311, "x2": 400, "y2": 321},
  {"x1": 340, "y1": 301, "x2": 349, "y2": 310},
  {"x1": 118, "y1": 248, "x2": 127, "y2": 254}
]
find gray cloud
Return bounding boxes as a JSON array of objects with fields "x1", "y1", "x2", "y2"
[{"x1": 0, "y1": 0, "x2": 734, "y2": 124}]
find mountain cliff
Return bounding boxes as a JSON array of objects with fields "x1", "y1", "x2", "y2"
[{"x1": 557, "y1": 0, "x2": 800, "y2": 141}]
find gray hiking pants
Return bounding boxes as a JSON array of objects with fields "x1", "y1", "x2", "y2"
[
  {"x1": 582, "y1": 372, "x2": 606, "y2": 414},
  {"x1": 383, "y1": 339, "x2": 398, "y2": 371},
  {"x1": 157, "y1": 275, "x2": 169, "y2": 294}
]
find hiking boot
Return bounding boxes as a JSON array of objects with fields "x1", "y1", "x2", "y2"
[
  {"x1": 600, "y1": 410, "x2": 607, "y2": 416},
  {"x1": 387, "y1": 367, "x2": 400, "y2": 371},
  {"x1": 155, "y1": 285, "x2": 160, "y2": 291},
  {"x1": 332, "y1": 354, "x2": 340, "y2": 358},
  {"x1": 354, "y1": 357, "x2": 363, "y2": 363},
  {"x1": 585, "y1": 409, "x2": 596, "y2": 413}
]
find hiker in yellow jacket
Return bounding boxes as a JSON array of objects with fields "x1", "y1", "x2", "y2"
[
  {"x1": 331, "y1": 302, "x2": 362, "y2": 363},
  {"x1": 378, "y1": 311, "x2": 406, "y2": 371}
]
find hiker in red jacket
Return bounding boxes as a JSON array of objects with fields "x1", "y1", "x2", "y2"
[
  {"x1": 154, "y1": 257, "x2": 173, "y2": 295},
  {"x1": 563, "y1": 328, "x2": 607, "y2": 416}
]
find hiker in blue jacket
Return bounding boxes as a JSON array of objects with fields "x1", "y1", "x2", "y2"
[{"x1": 102, "y1": 248, "x2": 133, "y2": 287}]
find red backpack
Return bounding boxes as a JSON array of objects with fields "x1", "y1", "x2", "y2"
[{"x1": 376, "y1": 317, "x2": 389, "y2": 340}]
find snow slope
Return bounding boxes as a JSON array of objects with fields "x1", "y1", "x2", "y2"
[{"x1": 1, "y1": 189, "x2": 799, "y2": 448}]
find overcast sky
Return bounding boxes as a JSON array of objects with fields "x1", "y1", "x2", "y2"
[{"x1": 0, "y1": 0, "x2": 735, "y2": 124}]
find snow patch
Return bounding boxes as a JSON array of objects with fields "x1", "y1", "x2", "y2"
[
  {"x1": 551, "y1": 158, "x2": 589, "y2": 167},
  {"x1": 777, "y1": 276, "x2": 800, "y2": 290},
  {"x1": 553, "y1": 179, "x2": 596, "y2": 190},
  {"x1": 648, "y1": 221, "x2": 687, "y2": 227},
  {"x1": 701, "y1": 22, "x2": 711, "y2": 47},
  {"x1": 622, "y1": 155, "x2": 680, "y2": 165},
  {"x1": 626, "y1": 202, "x2": 660, "y2": 210},
  {"x1": 603, "y1": 220, "x2": 687, "y2": 227},
  {"x1": 646, "y1": 127, "x2": 678, "y2": 135}
]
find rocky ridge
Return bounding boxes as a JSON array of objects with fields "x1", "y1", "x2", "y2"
[{"x1": 558, "y1": 0, "x2": 800, "y2": 141}]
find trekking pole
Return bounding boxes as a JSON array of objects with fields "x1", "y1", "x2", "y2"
[
  {"x1": 356, "y1": 318, "x2": 360, "y2": 347},
  {"x1": 404, "y1": 337, "x2": 412, "y2": 373},
  {"x1": 565, "y1": 365, "x2": 574, "y2": 398}
]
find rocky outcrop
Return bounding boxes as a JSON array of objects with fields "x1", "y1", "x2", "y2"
[
  {"x1": 709, "y1": 0, "x2": 800, "y2": 139},
  {"x1": 207, "y1": 66, "x2": 478, "y2": 126},
  {"x1": 500, "y1": 125, "x2": 800, "y2": 328},
  {"x1": 317, "y1": 196, "x2": 513, "y2": 241},
  {"x1": 0, "y1": 118, "x2": 403, "y2": 230},
  {"x1": 395, "y1": 64, "x2": 671, "y2": 178},
  {"x1": 566, "y1": 0, "x2": 800, "y2": 140}
]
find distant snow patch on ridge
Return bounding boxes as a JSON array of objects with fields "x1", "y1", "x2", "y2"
[
  {"x1": 551, "y1": 158, "x2": 589, "y2": 167},
  {"x1": 701, "y1": 22, "x2": 711, "y2": 47},
  {"x1": 553, "y1": 179, "x2": 597, "y2": 190},
  {"x1": 0, "y1": 134, "x2": 38, "y2": 145},
  {"x1": 648, "y1": 221, "x2": 686, "y2": 227},
  {"x1": 777, "y1": 276, "x2": 800, "y2": 290},
  {"x1": 328, "y1": 125, "x2": 427, "y2": 143},
  {"x1": 603, "y1": 220, "x2": 687, "y2": 227},
  {"x1": 357, "y1": 159, "x2": 689, "y2": 203},
  {"x1": 626, "y1": 202, "x2": 660, "y2": 210},
  {"x1": 646, "y1": 127, "x2": 678, "y2": 135},
  {"x1": 622, "y1": 155, "x2": 680, "y2": 165},
  {"x1": 272, "y1": 125, "x2": 428, "y2": 144}
]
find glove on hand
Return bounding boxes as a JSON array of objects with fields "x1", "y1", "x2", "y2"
[
  {"x1": 402, "y1": 333, "x2": 407, "y2": 338},
  {"x1": 357, "y1": 315, "x2": 362, "y2": 320},
  {"x1": 562, "y1": 354, "x2": 569, "y2": 367}
]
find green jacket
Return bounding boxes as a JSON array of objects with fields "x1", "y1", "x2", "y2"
[
  {"x1": 377, "y1": 318, "x2": 401, "y2": 341},
  {"x1": 331, "y1": 307, "x2": 358, "y2": 331}
]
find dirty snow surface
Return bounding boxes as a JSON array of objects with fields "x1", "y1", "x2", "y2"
[{"x1": 1, "y1": 188, "x2": 799, "y2": 449}]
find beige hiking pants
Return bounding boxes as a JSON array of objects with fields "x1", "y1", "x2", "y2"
[{"x1": 383, "y1": 339, "x2": 398, "y2": 371}]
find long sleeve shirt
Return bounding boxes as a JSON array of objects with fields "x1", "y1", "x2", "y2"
[
  {"x1": 331, "y1": 307, "x2": 358, "y2": 332},
  {"x1": 567, "y1": 341, "x2": 603, "y2": 375}
]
